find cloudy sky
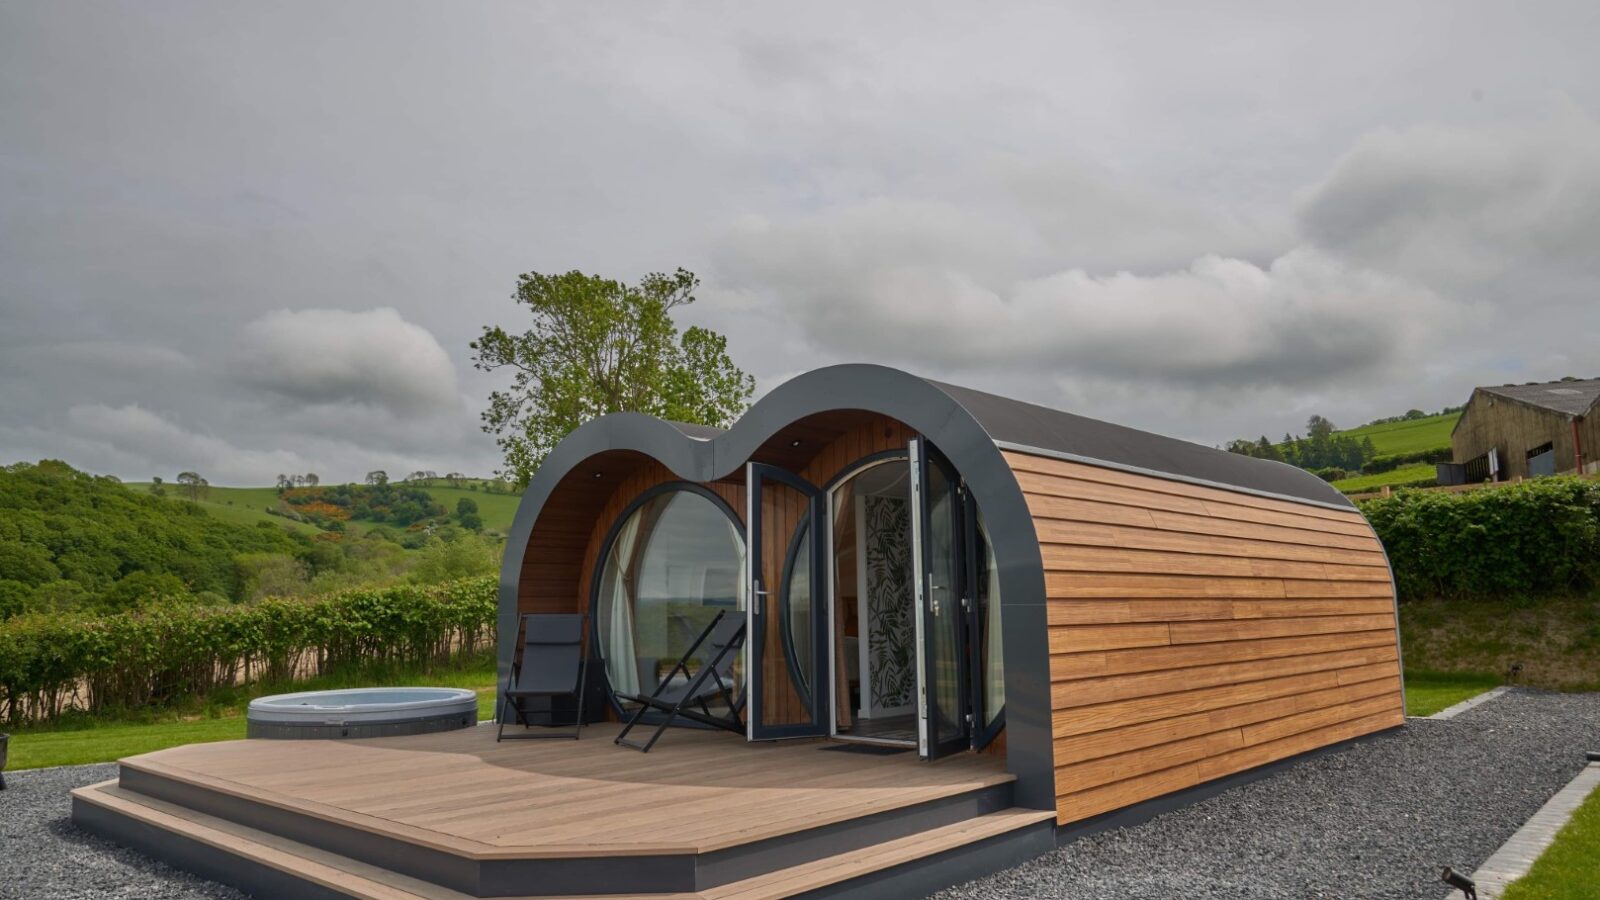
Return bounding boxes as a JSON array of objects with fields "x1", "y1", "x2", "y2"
[{"x1": 3, "y1": 2, "x2": 1598, "y2": 484}]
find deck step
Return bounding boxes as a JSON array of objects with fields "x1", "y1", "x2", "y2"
[
  {"x1": 73, "y1": 780, "x2": 1053, "y2": 899},
  {"x1": 702, "y1": 808, "x2": 1056, "y2": 899}
]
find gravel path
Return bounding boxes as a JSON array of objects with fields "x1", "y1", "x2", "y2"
[
  {"x1": 2, "y1": 690, "x2": 1595, "y2": 898},
  {"x1": 936, "y1": 689, "x2": 1600, "y2": 900},
  {"x1": 0, "y1": 763, "x2": 242, "y2": 900}
]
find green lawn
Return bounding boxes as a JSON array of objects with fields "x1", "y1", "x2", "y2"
[
  {"x1": 1402, "y1": 670, "x2": 1501, "y2": 716},
  {"x1": 5, "y1": 658, "x2": 499, "y2": 770},
  {"x1": 1331, "y1": 463, "x2": 1439, "y2": 494},
  {"x1": 1501, "y1": 785, "x2": 1600, "y2": 900},
  {"x1": 1337, "y1": 412, "x2": 1460, "y2": 456},
  {"x1": 417, "y1": 483, "x2": 521, "y2": 533}
]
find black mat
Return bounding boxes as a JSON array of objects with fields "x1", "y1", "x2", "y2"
[{"x1": 819, "y1": 742, "x2": 913, "y2": 756}]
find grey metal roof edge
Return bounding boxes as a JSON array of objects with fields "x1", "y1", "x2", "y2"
[{"x1": 993, "y1": 439, "x2": 1360, "y2": 512}]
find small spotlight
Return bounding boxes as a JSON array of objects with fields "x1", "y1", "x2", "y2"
[
  {"x1": 593, "y1": 472, "x2": 602, "y2": 479},
  {"x1": 790, "y1": 439, "x2": 801, "y2": 447},
  {"x1": 1440, "y1": 866, "x2": 1477, "y2": 899}
]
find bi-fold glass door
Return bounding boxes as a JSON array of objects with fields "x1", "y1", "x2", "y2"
[{"x1": 745, "y1": 462, "x2": 829, "y2": 740}]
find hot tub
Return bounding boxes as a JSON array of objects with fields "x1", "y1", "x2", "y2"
[{"x1": 246, "y1": 687, "x2": 479, "y2": 739}]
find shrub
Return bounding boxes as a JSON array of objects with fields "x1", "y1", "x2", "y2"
[
  {"x1": 0, "y1": 575, "x2": 496, "y2": 726},
  {"x1": 1360, "y1": 447, "x2": 1453, "y2": 475},
  {"x1": 1359, "y1": 477, "x2": 1600, "y2": 601}
]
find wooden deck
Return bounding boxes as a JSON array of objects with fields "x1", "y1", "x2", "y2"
[{"x1": 121, "y1": 723, "x2": 1012, "y2": 857}]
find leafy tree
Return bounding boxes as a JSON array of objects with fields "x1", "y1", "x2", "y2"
[
  {"x1": 472, "y1": 268, "x2": 755, "y2": 485},
  {"x1": 1306, "y1": 415, "x2": 1336, "y2": 440},
  {"x1": 304, "y1": 473, "x2": 319, "y2": 487},
  {"x1": 366, "y1": 470, "x2": 388, "y2": 486},
  {"x1": 176, "y1": 470, "x2": 209, "y2": 503},
  {"x1": 150, "y1": 475, "x2": 165, "y2": 497},
  {"x1": 456, "y1": 497, "x2": 482, "y2": 531}
]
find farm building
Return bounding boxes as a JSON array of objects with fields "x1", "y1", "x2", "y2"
[
  {"x1": 1446, "y1": 377, "x2": 1600, "y2": 482},
  {"x1": 74, "y1": 364, "x2": 1406, "y2": 899}
]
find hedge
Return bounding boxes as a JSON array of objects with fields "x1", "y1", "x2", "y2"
[
  {"x1": 1361, "y1": 447, "x2": 1452, "y2": 475},
  {"x1": 1359, "y1": 477, "x2": 1600, "y2": 601},
  {"x1": 0, "y1": 576, "x2": 496, "y2": 726}
]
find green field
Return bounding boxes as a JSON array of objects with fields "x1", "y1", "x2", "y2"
[
  {"x1": 1331, "y1": 463, "x2": 1438, "y2": 494},
  {"x1": 1335, "y1": 412, "x2": 1460, "y2": 456},
  {"x1": 125, "y1": 480, "x2": 520, "y2": 534}
]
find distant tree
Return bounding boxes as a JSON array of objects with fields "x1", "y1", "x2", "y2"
[
  {"x1": 276, "y1": 473, "x2": 292, "y2": 490},
  {"x1": 366, "y1": 470, "x2": 389, "y2": 486},
  {"x1": 1404, "y1": 409, "x2": 1426, "y2": 420},
  {"x1": 1254, "y1": 436, "x2": 1281, "y2": 462},
  {"x1": 150, "y1": 475, "x2": 165, "y2": 497},
  {"x1": 1306, "y1": 415, "x2": 1336, "y2": 440},
  {"x1": 454, "y1": 498, "x2": 481, "y2": 530},
  {"x1": 445, "y1": 472, "x2": 465, "y2": 486},
  {"x1": 472, "y1": 267, "x2": 754, "y2": 486},
  {"x1": 1361, "y1": 436, "x2": 1378, "y2": 460},
  {"x1": 176, "y1": 471, "x2": 209, "y2": 503},
  {"x1": 304, "y1": 473, "x2": 319, "y2": 487}
]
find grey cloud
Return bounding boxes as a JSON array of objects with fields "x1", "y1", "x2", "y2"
[{"x1": 233, "y1": 308, "x2": 460, "y2": 414}]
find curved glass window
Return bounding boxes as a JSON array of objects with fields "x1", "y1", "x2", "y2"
[
  {"x1": 973, "y1": 512, "x2": 1004, "y2": 731},
  {"x1": 780, "y1": 519, "x2": 814, "y2": 704},
  {"x1": 594, "y1": 488, "x2": 745, "y2": 704}
]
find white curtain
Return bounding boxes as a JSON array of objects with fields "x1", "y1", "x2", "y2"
[
  {"x1": 983, "y1": 532, "x2": 1005, "y2": 723},
  {"x1": 726, "y1": 515, "x2": 746, "y2": 612},
  {"x1": 606, "y1": 513, "x2": 642, "y2": 696}
]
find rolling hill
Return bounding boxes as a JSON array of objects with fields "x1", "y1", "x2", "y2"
[{"x1": 124, "y1": 480, "x2": 522, "y2": 535}]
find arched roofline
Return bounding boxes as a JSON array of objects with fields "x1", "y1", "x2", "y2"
[{"x1": 497, "y1": 364, "x2": 1057, "y2": 809}]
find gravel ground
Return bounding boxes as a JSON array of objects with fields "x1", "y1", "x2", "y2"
[
  {"x1": 0, "y1": 762, "x2": 242, "y2": 900},
  {"x1": 2, "y1": 689, "x2": 1594, "y2": 899},
  {"x1": 936, "y1": 689, "x2": 1600, "y2": 900}
]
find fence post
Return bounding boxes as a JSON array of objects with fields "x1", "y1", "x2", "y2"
[{"x1": 1381, "y1": 485, "x2": 1392, "y2": 497}]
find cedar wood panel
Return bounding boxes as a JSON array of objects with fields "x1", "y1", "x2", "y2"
[{"x1": 1004, "y1": 451, "x2": 1405, "y2": 826}]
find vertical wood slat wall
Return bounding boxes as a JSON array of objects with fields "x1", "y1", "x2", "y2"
[{"x1": 1004, "y1": 451, "x2": 1405, "y2": 826}]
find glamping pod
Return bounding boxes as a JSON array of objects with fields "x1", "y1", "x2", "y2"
[
  {"x1": 496, "y1": 363, "x2": 1405, "y2": 830},
  {"x1": 72, "y1": 364, "x2": 1404, "y2": 899}
]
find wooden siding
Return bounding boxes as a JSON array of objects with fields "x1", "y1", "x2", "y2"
[{"x1": 1004, "y1": 451, "x2": 1404, "y2": 826}]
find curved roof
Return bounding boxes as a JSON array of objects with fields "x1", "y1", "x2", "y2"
[
  {"x1": 925, "y1": 377, "x2": 1351, "y2": 508},
  {"x1": 667, "y1": 366, "x2": 1349, "y2": 509}
]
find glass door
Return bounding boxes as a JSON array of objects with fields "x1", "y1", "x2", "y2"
[
  {"x1": 909, "y1": 438, "x2": 971, "y2": 759},
  {"x1": 746, "y1": 462, "x2": 829, "y2": 740}
]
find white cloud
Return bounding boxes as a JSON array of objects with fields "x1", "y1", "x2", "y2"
[
  {"x1": 65, "y1": 403, "x2": 313, "y2": 484},
  {"x1": 234, "y1": 308, "x2": 460, "y2": 414}
]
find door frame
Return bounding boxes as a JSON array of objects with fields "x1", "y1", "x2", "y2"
[
  {"x1": 745, "y1": 462, "x2": 829, "y2": 741},
  {"x1": 910, "y1": 436, "x2": 972, "y2": 760}
]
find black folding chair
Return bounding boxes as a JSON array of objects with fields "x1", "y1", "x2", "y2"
[
  {"x1": 497, "y1": 613, "x2": 588, "y2": 741},
  {"x1": 613, "y1": 610, "x2": 747, "y2": 752}
]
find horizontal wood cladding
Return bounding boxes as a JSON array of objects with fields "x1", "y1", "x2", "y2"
[{"x1": 1003, "y1": 450, "x2": 1404, "y2": 825}]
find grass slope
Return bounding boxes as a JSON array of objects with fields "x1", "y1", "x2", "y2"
[
  {"x1": 1399, "y1": 593, "x2": 1600, "y2": 692},
  {"x1": 124, "y1": 481, "x2": 520, "y2": 534},
  {"x1": 1335, "y1": 411, "x2": 1460, "y2": 456},
  {"x1": 125, "y1": 483, "x2": 322, "y2": 534}
]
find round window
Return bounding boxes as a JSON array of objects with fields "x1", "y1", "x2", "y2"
[{"x1": 593, "y1": 487, "x2": 746, "y2": 705}]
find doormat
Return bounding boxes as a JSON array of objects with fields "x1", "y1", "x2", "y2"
[{"x1": 820, "y1": 743, "x2": 912, "y2": 756}]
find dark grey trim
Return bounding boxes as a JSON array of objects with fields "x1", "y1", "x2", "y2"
[
  {"x1": 1053, "y1": 725, "x2": 1404, "y2": 846},
  {"x1": 499, "y1": 364, "x2": 1058, "y2": 811},
  {"x1": 72, "y1": 794, "x2": 353, "y2": 900},
  {"x1": 993, "y1": 440, "x2": 1358, "y2": 512},
  {"x1": 583, "y1": 480, "x2": 746, "y2": 723},
  {"x1": 800, "y1": 817, "x2": 1056, "y2": 900}
]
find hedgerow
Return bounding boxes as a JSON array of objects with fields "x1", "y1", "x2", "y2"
[
  {"x1": 1359, "y1": 477, "x2": 1600, "y2": 601},
  {"x1": 0, "y1": 576, "x2": 496, "y2": 726}
]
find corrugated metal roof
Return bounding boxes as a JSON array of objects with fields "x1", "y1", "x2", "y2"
[{"x1": 1477, "y1": 378, "x2": 1600, "y2": 417}]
